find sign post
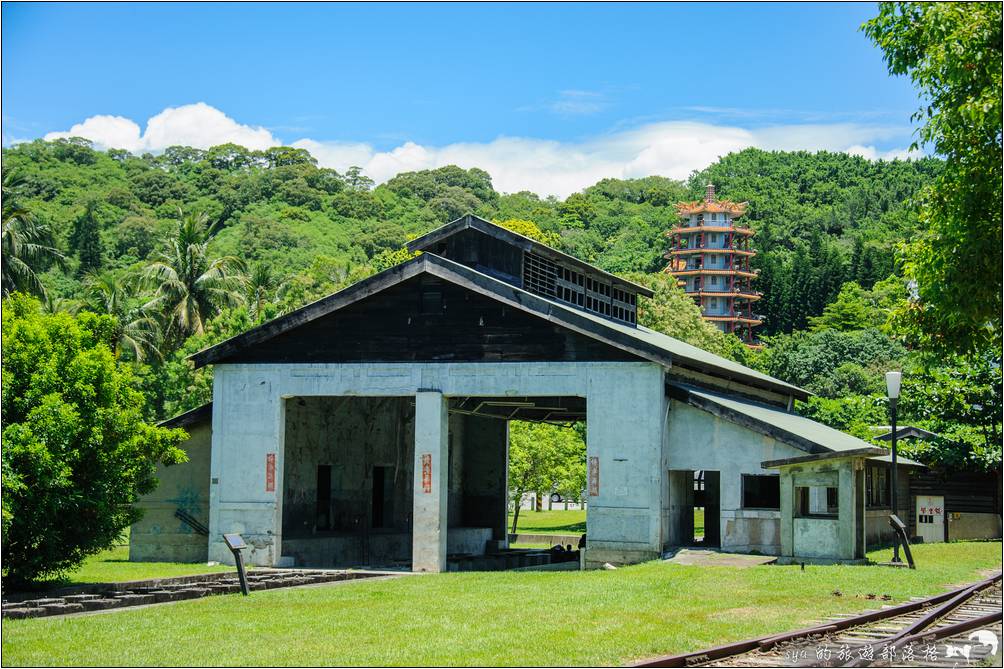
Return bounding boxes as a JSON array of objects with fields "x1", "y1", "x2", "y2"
[{"x1": 222, "y1": 533, "x2": 251, "y2": 596}]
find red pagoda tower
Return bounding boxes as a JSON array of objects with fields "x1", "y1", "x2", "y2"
[{"x1": 665, "y1": 184, "x2": 762, "y2": 345}]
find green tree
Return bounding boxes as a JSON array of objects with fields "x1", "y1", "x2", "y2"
[
  {"x1": 897, "y1": 356, "x2": 1002, "y2": 471},
  {"x1": 244, "y1": 262, "x2": 288, "y2": 323},
  {"x1": 1, "y1": 172, "x2": 64, "y2": 298},
  {"x1": 624, "y1": 271, "x2": 749, "y2": 362},
  {"x1": 864, "y1": 3, "x2": 1003, "y2": 355},
  {"x1": 756, "y1": 328, "x2": 906, "y2": 397},
  {"x1": 69, "y1": 199, "x2": 105, "y2": 276},
  {"x1": 83, "y1": 271, "x2": 161, "y2": 362},
  {"x1": 1, "y1": 294, "x2": 186, "y2": 583},
  {"x1": 144, "y1": 211, "x2": 246, "y2": 344},
  {"x1": 493, "y1": 218, "x2": 561, "y2": 247},
  {"x1": 808, "y1": 282, "x2": 876, "y2": 332},
  {"x1": 507, "y1": 421, "x2": 585, "y2": 534}
]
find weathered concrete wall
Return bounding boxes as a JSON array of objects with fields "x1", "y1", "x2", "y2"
[
  {"x1": 457, "y1": 414, "x2": 508, "y2": 541},
  {"x1": 282, "y1": 396, "x2": 415, "y2": 540},
  {"x1": 663, "y1": 401, "x2": 805, "y2": 555},
  {"x1": 130, "y1": 422, "x2": 211, "y2": 563},
  {"x1": 583, "y1": 364, "x2": 667, "y2": 568},
  {"x1": 208, "y1": 361, "x2": 669, "y2": 569},
  {"x1": 948, "y1": 512, "x2": 1002, "y2": 541}
]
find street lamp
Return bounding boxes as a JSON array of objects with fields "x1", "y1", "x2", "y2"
[{"x1": 885, "y1": 371, "x2": 902, "y2": 563}]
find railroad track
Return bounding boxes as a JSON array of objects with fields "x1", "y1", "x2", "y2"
[{"x1": 634, "y1": 573, "x2": 1003, "y2": 668}]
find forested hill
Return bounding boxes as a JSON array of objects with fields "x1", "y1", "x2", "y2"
[{"x1": 3, "y1": 139, "x2": 940, "y2": 334}]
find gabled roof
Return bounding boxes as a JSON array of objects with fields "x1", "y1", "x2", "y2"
[
  {"x1": 873, "y1": 426, "x2": 941, "y2": 442},
  {"x1": 159, "y1": 402, "x2": 213, "y2": 429},
  {"x1": 406, "y1": 214, "x2": 655, "y2": 298},
  {"x1": 190, "y1": 253, "x2": 808, "y2": 401}
]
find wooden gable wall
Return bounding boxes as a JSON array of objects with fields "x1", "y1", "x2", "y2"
[{"x1": 217, "y1": 274, "x2": 644, "y2": 365}]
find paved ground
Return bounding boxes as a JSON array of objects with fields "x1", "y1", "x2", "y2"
[{"x1": 662, "y1": 548, "x2": 777, "y2": 567}]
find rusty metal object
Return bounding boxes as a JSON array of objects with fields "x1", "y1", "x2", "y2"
[{"x1": 631, "y1": 573, "x2": 1002, "y2": 668}]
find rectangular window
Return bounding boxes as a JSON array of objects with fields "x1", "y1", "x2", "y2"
[
  {"x1": 796, "y1": 486, "x2": 839, "y2": 518},
  {"x1": 711, "y1": 213, "x2": 718, "y2": 221},
  {"x1": 866, "y1": 465, "x2": 890, "y2": 507},
  {"x1": 742, "y1": 474, "x2": 780, "y2": 509},
  {"x1": 316, "y1": 464, "x2": 332, "y2": 530}
]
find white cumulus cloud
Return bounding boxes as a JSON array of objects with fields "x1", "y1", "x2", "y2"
[
  {"x1": 44, "y1": 103, "x2": 916, "y2": 197},
  {"x1": 45, "y1": 102, "x2": 278, "y2": 153}
]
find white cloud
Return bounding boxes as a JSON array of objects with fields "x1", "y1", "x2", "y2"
[
  {"x1": 45, "y1": 102, "x2": 278, "y2": 152},
  {"x1": 44, "y1": 103, "x2": 917, "y2": 198},
  {"x1": 45, "y1": 114, "x2": 145, "y2": 152}
]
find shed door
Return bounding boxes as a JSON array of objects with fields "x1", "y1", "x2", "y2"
[{"x1": 916, "y1": 495, "x2": 945, "y2": 543}]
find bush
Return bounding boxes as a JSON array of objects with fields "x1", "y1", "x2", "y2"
[{"x1": 1, "y1": 294, "x2": 187, "y2": 583}]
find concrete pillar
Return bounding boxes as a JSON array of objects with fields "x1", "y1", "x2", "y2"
[{"x1": 413, "y1": 391, "x2": 448, "y2": 572}]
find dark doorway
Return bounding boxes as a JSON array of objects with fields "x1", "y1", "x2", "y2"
[
  {"x1": 693, "y1": 470, "x2": 720, "y2": 547},
  {"x1": 316, "y1": 464, "x2": 332, "y2": 530},
  {"x1": 371, "y1": 466, "x2": 394, "y2": 529}
]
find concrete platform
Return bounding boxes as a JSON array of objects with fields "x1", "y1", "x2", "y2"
[{"x1": 662, "y1": 548, "x2": 777, "y2": 567}]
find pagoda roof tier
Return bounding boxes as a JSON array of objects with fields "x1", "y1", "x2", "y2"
[
  {"x1": 670, "y1": 268, "x2": 760, "y2": 279},
  {"x1": 684, "y1": 290, "x2": 762, "y2": 302},
  {"x1": 667, "y1": 225, "x2": 755, "y2": 236},
  {"x1": 675, "y1": 200, "x2": 748, "y2": 216},
  {"x1": 665, "y1": 248, "x2": 756, "y2": 257},
  {"x1": 704, "y1": 315, "x2": 764, "y2": 326}
]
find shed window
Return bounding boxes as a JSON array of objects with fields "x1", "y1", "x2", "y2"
[
  {"x1": 796, "y1": 486, "x2": 838, "y2": 518},
  {"x1": 742, "y1": 474, "x2": 779, "y2": 509},
  {"x1": 866, "y1": 465, "x2": 890, "y2": 508}
]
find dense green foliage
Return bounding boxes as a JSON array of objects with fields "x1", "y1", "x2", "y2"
[
  {"x1": 864, "y1": 2, "x2": 1003, "y2": 355},
  {"x1": 1, "y1": 295, "x2": 187, "y2": 583},
  {"x1": 507, "y1": 421, "x2": 586, "y2": 534},
  {"x1": 0, "y1": 132, "x2": 990, "y2": 477},
  {"x1": 1, "y1": 140, "x2": 941, "y2": 341},
  {"x1": 688, "y1": 150, "x2": 941, "y2": 333}
]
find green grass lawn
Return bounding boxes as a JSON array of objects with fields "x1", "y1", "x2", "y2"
[
  {"x1": 30, "y1": 543, "x2": 229, "y2": 589},
  {"x1": 3, "y1": 541, "x2": 999, "y2": 667},
  {"x1": 508, "y1": 509, "x2": 586, "y2": 534},
  {"x1": 508, "y1": 509, "x2": 704, "y2": 538}
]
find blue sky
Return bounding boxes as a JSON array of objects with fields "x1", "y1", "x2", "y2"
[{"x1": 2, "y1": 2, "x2": 922, "y2": 196}]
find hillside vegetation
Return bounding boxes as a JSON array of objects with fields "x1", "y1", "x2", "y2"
[
  {"x1": 6, "y1": 138, "x2": 997, "y2": 475},
  {"x1": 3, "y1": 139, "x2": 939, "y2": 335}
]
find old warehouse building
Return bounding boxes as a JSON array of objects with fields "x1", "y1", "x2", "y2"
[{"x1": 132, "y1": 215, "x2": 917, "y2": 571}]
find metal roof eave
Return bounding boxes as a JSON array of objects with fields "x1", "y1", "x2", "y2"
[{"x1": 189, "y1": 255, "x2": 806, "y2": 401}]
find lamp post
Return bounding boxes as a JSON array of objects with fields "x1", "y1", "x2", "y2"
[{"x1": 885, "y1": 371, "x2": 902, "y2": 563}]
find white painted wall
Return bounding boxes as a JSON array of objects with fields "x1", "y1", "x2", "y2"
[{"x1": 663, "y1": 400, "x2": 808, "y2": 554}]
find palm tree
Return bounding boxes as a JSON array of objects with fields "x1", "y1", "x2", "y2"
[
  {"x1": 2, "y1": 171, "x2": 65, "y2": 298},
  {"x1": 83, "y1": 271, "x2": 161, "y2": 362},
  {"x1": 144, "y1": 211, "x2": 245, "y2": 343},
  {"x1": 245, "y1": 261, "x2": 288, "y2": 323}
]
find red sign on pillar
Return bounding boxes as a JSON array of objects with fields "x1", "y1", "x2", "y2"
[
  {"x1": 265, "y1": 453, "x2": 276, "y2": 492},
  {"x1": 588, "y1": 456, "x2": 599, "y2": 496},
  {"x1": 421, "y1": 453, "x2": 432, "y2": 493}
]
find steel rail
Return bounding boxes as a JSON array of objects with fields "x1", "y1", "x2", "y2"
[
  {"x1": 631, "y1": 573, "x2": 1002, "y2": 668},
  {"x1": 838, "y1": 573, "x2": 1001, "y2": 667}
]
